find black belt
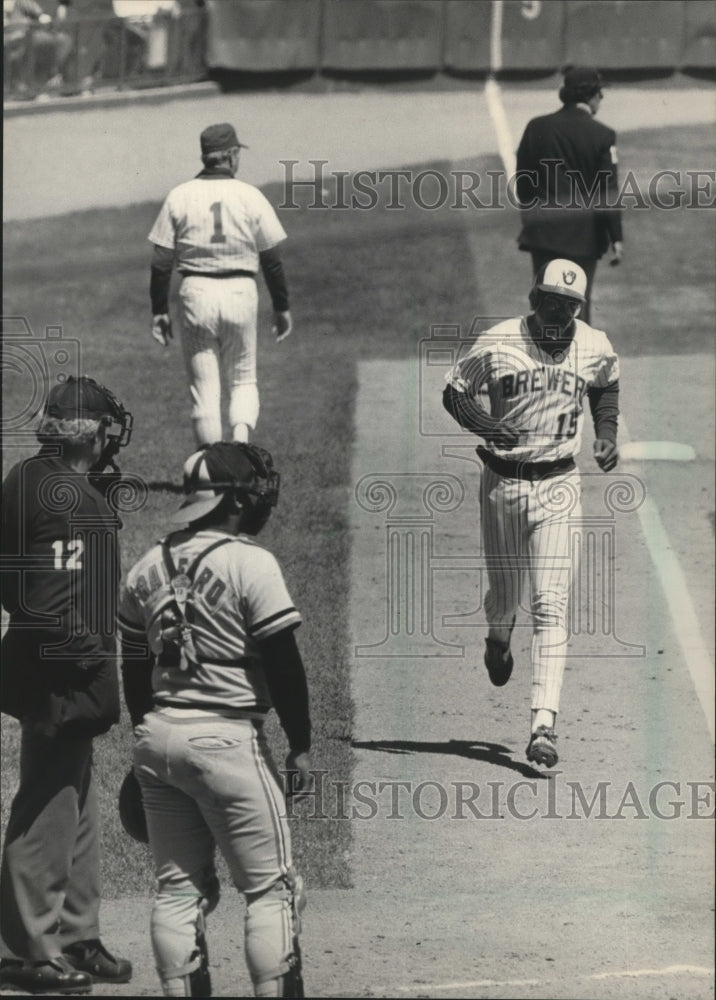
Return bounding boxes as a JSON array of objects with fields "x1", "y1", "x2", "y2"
[
  {"x1": 154, "y1": 698, "x2": 267, "y2": 716},
  {"x1": 476, "y1": 446, "x2": 576, "y2": 482},
  {"x1": 181, "y1": 270, "x2": 256, "y2": 279}
]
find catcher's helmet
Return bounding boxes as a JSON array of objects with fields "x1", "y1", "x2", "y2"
[
  {"x1": 171, "y1": 442, "x2": 279, "y2": 535},
  {"x1": 530, "y1": 259, "x2": 587, "y2": 307},
  {"x1": 118, "y1": 769, "x2": 148, "y2": 844}
]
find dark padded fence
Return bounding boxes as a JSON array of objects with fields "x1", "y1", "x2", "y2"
[
  {"x1": 444, "y1": 0, "x2": 566, "y2": 73},
  {"x1": 563, "y1": 0, "x2": 686, "y2": 70},
  {"x1": 320, "y1": 0, "x2": 444, "y2": 72},
  {"x1": 682, "y1": 0, "x2": 716, "y2": 69},
  {"x1": 4, "y1": 0, "x2": 714, "y2": 103},
  {"x1": 204, "y1": 0, "x2": 320, "y2": 72}
]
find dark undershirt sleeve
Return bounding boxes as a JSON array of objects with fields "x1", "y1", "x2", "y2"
[
  {"x1": 120, "y1": 639, "x2": 155, "y2": 728},
  {"x1": 588, "y1": 380, "x2": 619, "y2": 443},
  {"x1": 258, "y1": 626, "x2": 311, "y2": 754},
  {"x1": 259, "y1": 247, "x2": 290, "y2": 313},
  {"x1": 150, "y1": 244, "x2": 175, "y2": 315}
]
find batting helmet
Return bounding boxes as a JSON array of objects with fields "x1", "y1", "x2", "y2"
[
  {"x1": 171, "y1": 442, "x2": 279, "y2": 535},
  {"x1": 530, "y1": 259, "x2": 587, "y2": 307},
  {"x1": 118, "y1": 769, "x2": 148, "y2": 844}
]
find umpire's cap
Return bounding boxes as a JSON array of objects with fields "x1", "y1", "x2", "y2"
[
  {"x1": 171, "y1": 442, "x2": 279, "y2": 525},
  {"x1": 118, "y1": 769, "x2": 148, "y2": 844},
  {"x1": 559, "y1": 66, "x2": 604, "y2": 103},
  {"x1": 533, "y1": 259, "x2": 587, "y2": 302}
]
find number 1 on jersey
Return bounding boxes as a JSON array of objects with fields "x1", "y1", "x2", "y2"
[{"x1": 210, "y1": 202, "x2": 226, "y2": 244}]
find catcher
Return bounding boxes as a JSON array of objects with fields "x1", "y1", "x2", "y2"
[{"x1": 118, "y1": 441, "x2": 311, "y2": 997}]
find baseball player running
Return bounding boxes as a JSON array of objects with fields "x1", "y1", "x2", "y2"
[
  {"x1": 148, "y1": 122, "x2": 292, "y2": 447},
  {"x1": 118, "y1": 442, "x2": 311, "y2": 997},
  {"x1": 443, "y1": 260, "x2": 620, "y2": 767}
]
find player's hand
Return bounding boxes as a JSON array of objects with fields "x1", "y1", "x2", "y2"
[
  {"x1": 487, "y1": 421, "x2": 520, "y2": 451},
  {"x1": 285, "y1": 750, "x2": 312, "y2": 800},
  {"x1": 610, "y1": 241, "x2": 624, "y2": 267},
  {"x1": 593, "y1": 439, "x2": 618, "y2": 471},
  {"x1": 273, "y1": 310, "x2": 293, "y2": 343},
  {"x1": 151, "y1": 314, "x2": 172, "y2": 347}
]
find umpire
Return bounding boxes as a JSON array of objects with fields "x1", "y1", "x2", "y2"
[
  {"x1": 0, "y1": 376, "x2": 133, "y2": 995},
  {"x1": 515, "y1": 65, "x2": 623, "y2": 325}
]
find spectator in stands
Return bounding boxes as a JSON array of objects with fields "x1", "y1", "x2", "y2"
[
  {"x1": 4, "y1": 0, "x2": 72, "y2": 98},
  {"x1": 109, "y1": 0, "x2": 176, "y2": 77}
]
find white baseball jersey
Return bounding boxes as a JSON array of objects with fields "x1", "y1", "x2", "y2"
[
  {"x1": 445, "y1": 317, "x2": 619, "y2": 463},
  {"x1": 148, "y1": 176, "x2": 287, "y2": 274},
  {"x1": 118, "y1": 528, "x2": 301, "y2": 713}
]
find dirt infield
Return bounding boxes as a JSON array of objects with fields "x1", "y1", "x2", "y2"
[{"x1": 2, "y1": 82, "x2": 715, "y2": 998}]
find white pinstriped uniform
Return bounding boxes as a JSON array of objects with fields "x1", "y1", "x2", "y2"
[
  {"x1": 117, "y1": 528, "x2": 300, "y2": 986},
  {"x1": 148, "y1": 177, "x2": 287, "y2": 441},
  {"x1": 445, "y1": 316, "x2": 619, "y2": 712}
]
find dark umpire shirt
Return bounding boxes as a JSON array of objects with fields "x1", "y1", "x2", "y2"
[
  {"x1": 0, "y1": 448, "x2": 121, "y2": 732},
  {"x1": 516, "y1": 104, "x2": 623, "y2": 261}
]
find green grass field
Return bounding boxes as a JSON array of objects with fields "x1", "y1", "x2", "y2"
[{"x1": 2, "y1": 123, "x2": 713, "y2": 897}]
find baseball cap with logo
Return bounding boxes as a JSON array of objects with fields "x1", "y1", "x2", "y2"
[
  {"x1": 534, "y1": 259, "x2": 587, "y2": 302},
  {"x1": 199, "y1": 122, "x2": 248, "y2": 155},
  {"x1": 172, "y1": 442, "x2": 279, "y2": 525}
]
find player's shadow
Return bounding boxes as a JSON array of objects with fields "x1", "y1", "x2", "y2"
[{"x1": 351, "y1": 738, "x2": 549, "y2": 779}]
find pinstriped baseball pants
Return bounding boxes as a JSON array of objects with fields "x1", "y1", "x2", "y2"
[
  {"x1": 179, "y1": 275, "x2": 259, "y2": 444},
  {"x1": 480, "y1": 465, "x2": 582, "y2": 713}
]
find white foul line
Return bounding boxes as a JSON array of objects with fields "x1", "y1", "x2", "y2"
[
  {"x1": 482, "y1": 76, "x2": 715, "y2": 745},
  {"x1": 620, "y1": 416, "x2": 715, "y2": 742},
  {"x1": 393, "y1": 964, "x2": 714, "y2": 992},
  {"x1": 486, "y1": 1, "x2": 517, "y2": 178}
]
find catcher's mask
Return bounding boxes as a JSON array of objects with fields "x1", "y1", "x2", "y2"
[
  {"x1": 171, "y1": 442, "x2": 280, "y2": 534},
  {"x1": 118, "y1": 769, "x2": 148, "y2": 844},
  {"x1": 41, "y1": 375, "x2": 134, "y2": 466}
]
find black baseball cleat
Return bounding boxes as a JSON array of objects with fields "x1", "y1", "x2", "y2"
[
  {"x1": 483, "y1": 617, "x2": 516, "y2": 686},
  {"x1": 63, "y1": 939, "x2": 132, "y2": 984},
  {"x1": 526, "y1": 726, "x2": 559, "y2": 768},
  {"x1": 0, "y1": 957, "x2": 92, "y2": 995},
  {"x1": 484, "y1": 638, "x2": 514, "y2": 686}
]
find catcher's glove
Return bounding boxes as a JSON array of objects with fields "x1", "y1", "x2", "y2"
[{"x1": 118, "y1": 769, "x2": 148, "y2": 843}]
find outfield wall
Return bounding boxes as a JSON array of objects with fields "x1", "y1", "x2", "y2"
[
  {"x1": 203, "y1": 0, "x2": 715, "y2": 74},
  {"x1": 6, "y1": 0, "x2": 715, "y2": 104}
]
